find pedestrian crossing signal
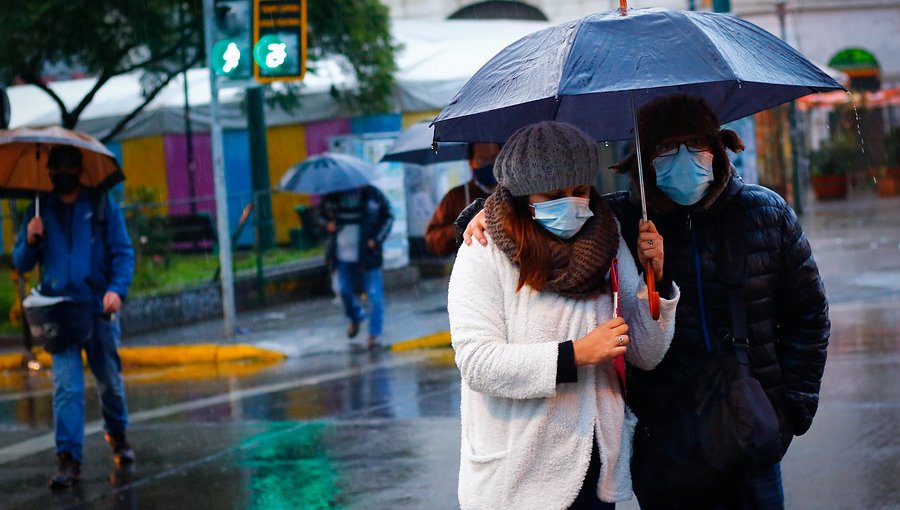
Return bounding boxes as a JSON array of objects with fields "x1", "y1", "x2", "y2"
[{"x1": 253, "y1": 0, "x2": 306, "y2": 83}]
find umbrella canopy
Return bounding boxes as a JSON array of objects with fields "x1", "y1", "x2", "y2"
[
  {"x1": 432, "y1": 7, "x2": 845, "y2": 144},
  {"x1": 279, "y1": 152, "x2": 375, "y2": 195},
  {"x1": 0, "y1": 126, "x2": 123, "y2": 198},
  {"x1": 380, "y1": 121, "x2": 468, "y2": 165}
]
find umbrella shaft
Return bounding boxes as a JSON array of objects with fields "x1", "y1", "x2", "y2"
[{"x1": 630, "y1": 92, "x2": 649, "y2": 222}]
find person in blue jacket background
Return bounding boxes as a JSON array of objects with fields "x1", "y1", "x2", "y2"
[{"x1": 13, "y1": 145, "x2": 135, "y2": 490}]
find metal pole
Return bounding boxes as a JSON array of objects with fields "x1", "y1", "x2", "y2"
[
  {"x1": 203, "y1": 0, "x2": 236, "y2": 338},
  {"x1": 629, "y1": 91, "x2": 648, "y2": 222},
  {"x1": 181, "y1": 1, "x2": 198, "y2": 215},
  {"x1": 254, "y1": 190, "x2": 266, "y2": 306},
  {"x1": 247, "y1": 87, "x2": 274, "y2": 250},
  {"x1": 777, "y1": 0, "x2": 804, "y2": 214}
]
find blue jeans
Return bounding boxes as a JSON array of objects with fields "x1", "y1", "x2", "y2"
[
  {"x1": 735, "y1": 462, "x2": 784, "y2": 510},
  {"x1": 336, "y1": 261, "x2": 384, "y2": 337},
  {"x1": 51, "y1": 318, "x2": 128, "y2": 462}
]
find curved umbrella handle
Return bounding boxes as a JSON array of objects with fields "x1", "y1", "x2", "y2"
[{"x1": 645, "y1": 260, "x2": 660, "y2": 320}]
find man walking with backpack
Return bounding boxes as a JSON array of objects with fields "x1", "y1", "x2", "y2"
[{"x1": 13, "y1": 145, "x2": 135, "y2": 489}]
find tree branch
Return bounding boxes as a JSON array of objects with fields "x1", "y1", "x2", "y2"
[
  {"x1": 24, "y1": 74, "x2": 70, "y2": 120},
  {"x1": 118, "y1": 28, "x2": 199, "y2": 75},
  {"x1": 100, "y1": 54, "x2": 203, "y2": 143},
  {"x1": 68, "y1": 71, "x2": 114, "y2": 123}
]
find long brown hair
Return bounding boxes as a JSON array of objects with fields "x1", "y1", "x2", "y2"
[{"x1": 505, "y1": 196, "x2": 554, "y2": 293}]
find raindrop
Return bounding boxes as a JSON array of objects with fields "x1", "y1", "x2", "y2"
[{"x1": 849, "y1": 97, "x2": 866, "y2": 155}]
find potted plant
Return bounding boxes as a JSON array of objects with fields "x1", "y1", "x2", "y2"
[
  {"x1": 876, "y1": 128, "x2": 900, "y2": 197},
  {"x1": 809, "y1": 135, "x2": 856, "y2": 200}
]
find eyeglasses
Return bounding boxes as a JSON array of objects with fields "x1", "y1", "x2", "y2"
[{"x1": 654, "y1": 138, "x2": 712, "y2": 158}]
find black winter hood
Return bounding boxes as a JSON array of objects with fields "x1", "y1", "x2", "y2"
[{"x1": 612, "y1": 94, "x2": 746, "y2": 214}]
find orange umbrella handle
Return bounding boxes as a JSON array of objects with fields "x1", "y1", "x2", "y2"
[{"x1": 645, "y1": 260, "x2": 660, "y2": 320}]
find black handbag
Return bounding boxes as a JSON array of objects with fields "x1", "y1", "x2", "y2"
[{"x1": 23, "y1": 299, "x2": 94, "y2": 354}]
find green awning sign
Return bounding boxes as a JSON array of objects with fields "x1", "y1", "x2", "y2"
[{"x1": 829, "y1": 48, "x2": 880, "y2": 77}]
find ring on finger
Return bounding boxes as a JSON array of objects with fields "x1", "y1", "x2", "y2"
[
  {"x1": 647, "y1": 240, "x2": 654, "y2": 246},
  {"x1": 616, "y1": 335, "x2": 625, "y2": 346}
]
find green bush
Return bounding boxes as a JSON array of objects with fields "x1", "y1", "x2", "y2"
[
  {"x1": 885, "y1": 128, "x2": 900, "y2": 168},
  {"x1": 809, "y1": 135, "x2": 858, "y2": 176}
]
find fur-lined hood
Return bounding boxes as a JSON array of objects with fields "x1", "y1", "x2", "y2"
[{"x1": 611, "y1": 95, "x2": 745, "y2": 214}]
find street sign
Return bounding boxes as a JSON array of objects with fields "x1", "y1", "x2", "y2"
[
  {"x1": 253, "y1": 0, "x2": 307, "y2": 83},
  {"x1": 211, "y1": 0, "x2": 253, "y2": 80}
]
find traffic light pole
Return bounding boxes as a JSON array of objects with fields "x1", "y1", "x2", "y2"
[
  {"x1": 204, "y1": 0, "x2": 237, "y2": 338},
  {"x1": 247, "y1": 86, "x2": 274, "y2": 250}
]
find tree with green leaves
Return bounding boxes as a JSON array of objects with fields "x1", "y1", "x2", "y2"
[{"x1": 0, "y1": 0, "x2": 398, "y2": 141}]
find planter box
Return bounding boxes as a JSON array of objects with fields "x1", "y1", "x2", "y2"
[
  {"x1": 811, "y1": 175, "x2": 848, "y2": 200},
  {"x1": 876, "y1": 167, "x2": 900, "y2": 197}
]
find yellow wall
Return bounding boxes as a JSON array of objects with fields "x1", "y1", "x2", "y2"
[
  {"x1": 2, "y1": 201, "x2": 16, "y2": 253},
  {"x1": 402, "y1": 110, "x2": 442, "y2": 129},
  {"x1": 267, "y1": 125, "x2": 309, "y2": 244},
  {"x1": 120, "y1": 136, "x2": 168, "y2": 214}
]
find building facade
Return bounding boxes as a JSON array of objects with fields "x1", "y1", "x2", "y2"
[{"x1": 381, "y1": 0, "x2": 900, "y2": 87}]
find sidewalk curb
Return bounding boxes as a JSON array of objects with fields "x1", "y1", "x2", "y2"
[
  {"x1": 0, "y1": 331, "x2": 452, "y2": 372},
  {"x1": 0, "y1": 344, "x2": 286, "y2": 371},
  {"x1": 391, "y1": 331, "x2": 451, "y2": 352}
]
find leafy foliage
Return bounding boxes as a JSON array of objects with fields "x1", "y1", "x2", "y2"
[
  {"x1": 0, "y1": 0, "x2": 398, "y2": 138},
  {"x1": 0, "y1": 0, "x2": 205, "y2": 134},
  {"x1": 809, "y1": 134, "x2": 858, "y2": 176},
  {"x1": 884, "y1": 128, "x2": 900, "y2": 168}
]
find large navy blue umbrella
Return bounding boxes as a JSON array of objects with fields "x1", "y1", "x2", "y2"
[
  {"x1": 432, "y1": 7, "x2": 844, "y2": 145},
  {"x1": 433, "y1": 5, "x2": 844, "y2": 321},
  {"x1": 279, "y1": 152, "x2": 374, "y2": 195},
  {"x1": 380, "y1": 121, "x2": 468, "y2": 165}
]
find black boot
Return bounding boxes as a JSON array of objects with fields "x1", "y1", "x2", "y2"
[
  {"x1": 105, "y1": 431, "x2": 136, "y2": 465},
  {"x1": 48, "y1": 452, "x2": 81, "y2": 489}
]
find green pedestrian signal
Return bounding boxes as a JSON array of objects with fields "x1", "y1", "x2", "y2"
[
  {"x1": 212, "y1": 39, "x2": 249, "y2": 76},
  {"x1": 253, "y1": 0, "x2": 306, "y2": 83},
  {"x1": 212, "y1": 0, "x2": 253, "y2": 80},
  {"x1": 253, "y1": 34, "x2": 292, "y2": 72}
]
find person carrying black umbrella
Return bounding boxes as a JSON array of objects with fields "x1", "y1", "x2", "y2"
[{"x1": 13, "y1": 145, "x2": 136, "y2": 489}]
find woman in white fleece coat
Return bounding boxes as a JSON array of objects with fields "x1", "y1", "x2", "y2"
[{"x1": 448, "y1": 122, "x2": 679, "y2": 510}]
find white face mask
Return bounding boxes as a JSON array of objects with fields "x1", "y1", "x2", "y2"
[
  {"x1": 530, "y1": 197, "x2": 594, "y2": 239},
  {"x1": 653, "y1": 145, "x2": 715, "y2": 206}
]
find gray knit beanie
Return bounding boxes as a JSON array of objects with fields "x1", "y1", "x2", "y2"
[{"x1": 494, "y1": 121, "x2": 599, "y2": 196}]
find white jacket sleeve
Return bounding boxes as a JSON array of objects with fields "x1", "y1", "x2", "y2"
[
  {"x1": 448, "y1": 241, "x2": 559, "y2": 400},
  {"x1": 616, "y1": 233, "x2": 680, "y2": 371}
]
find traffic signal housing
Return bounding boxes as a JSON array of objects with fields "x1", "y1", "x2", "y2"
[
  {"x1": 253, "y1": 0, "x2": 307, "y2": 83},
  {"x1": 211, "y1": 0, "x2": 253, "y2": 79}
]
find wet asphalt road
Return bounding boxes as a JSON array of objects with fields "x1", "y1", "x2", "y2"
[{"x1": 0, "y1": 194, "x2": 898, "y2": 510}]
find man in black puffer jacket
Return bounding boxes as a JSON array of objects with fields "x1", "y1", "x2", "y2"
[
  {"x1": 457, "y1": 96, "x2": 829, "y2": 509},
  {"x1": 608, "y1": 95, "x2": 829, "y2": 509}
]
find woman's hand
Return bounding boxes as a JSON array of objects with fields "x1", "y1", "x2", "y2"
[
  {"x1": 638, "y1": 220, "x2": 664, "y2": 282},
  {"x1": 573, "y1": 317, "x2": 629, "y2": 366},
  {"x1": 463, "y1": 210, "x2": 488, "y2": 246}
]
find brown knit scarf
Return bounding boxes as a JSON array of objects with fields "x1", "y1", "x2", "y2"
[{"x1": 485, "y1": 186, "x2": 619, "y2": 299}]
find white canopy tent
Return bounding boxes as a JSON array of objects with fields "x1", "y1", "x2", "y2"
[{"x1": 7, "y1": 19, "x2": 552, "y2": 141}]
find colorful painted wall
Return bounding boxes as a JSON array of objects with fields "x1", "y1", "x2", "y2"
[{"x1": 1, "y1": 113, "x2": 407, "y2": 253}]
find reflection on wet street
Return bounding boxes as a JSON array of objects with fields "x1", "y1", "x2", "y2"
[{"x1": 1, "y1": 197, "x2": 899, "y2": 509}]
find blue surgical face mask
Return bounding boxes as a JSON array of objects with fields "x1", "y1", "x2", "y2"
[
  {"x1": 472, "y1": 162, "x2": 497, "y2": 187},
  {"x1": 653, "y1": 144, "x2": 715, "y2": 206},
  {"x1": 530, "y1": 196, "x2": 593, "y2": 239}
]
